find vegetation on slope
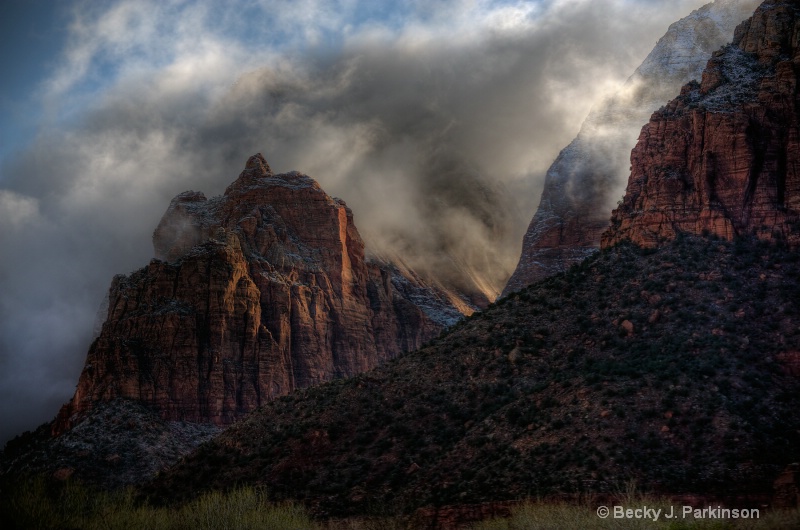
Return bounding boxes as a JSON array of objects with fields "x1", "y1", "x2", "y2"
[
  {"x1": 147, "y1": 236, "x2": 800, "y2": 517},
  {"x1": 2, "y1": 400, "x2": 220, "y2": 489}
]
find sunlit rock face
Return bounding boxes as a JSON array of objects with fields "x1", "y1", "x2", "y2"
[
  {"x1": 603, "y1": 0, "x2": 800, "y2": 249},
  {"x1": 54, "y1": 154, "x2": 470, "y2": 432},
  {"x1": 503, "y1": 0, "x2": 760, "y2": 296}
]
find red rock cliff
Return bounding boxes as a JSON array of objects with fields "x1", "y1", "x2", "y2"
[
  {"x1": 603, "y1": 0, "x2": 800, "y2": 249},
  {"x1": 503, "y1": 0, "x2": 761, "y2": 295},
  {"x1": 54, "y1": 155, "x2": 469, "y2": 432}
]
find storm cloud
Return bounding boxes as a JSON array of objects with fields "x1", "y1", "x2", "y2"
[{"x1": 0, "y1": 0, "x2": 713, "y2": 442}]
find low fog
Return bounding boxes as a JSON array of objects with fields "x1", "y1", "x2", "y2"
[{"x1": 0, "y1": 0, "x2": 714, "y2": 443}]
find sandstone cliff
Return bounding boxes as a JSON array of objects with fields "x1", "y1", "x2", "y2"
[
  {"x1": 602, "y1": 0, "x2": 800, "y2": 248},
  {"x1": 54, "y1": 154, "x2": 469, "y2": 432},
  {"x1": 503, "y1": 0, "x2": 760, "y2": 295}
]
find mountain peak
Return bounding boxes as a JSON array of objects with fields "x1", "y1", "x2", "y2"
[
  {"x1": 54, "y1": 155, "x2": 472, "y2": 435},
  {"x1": 223, "y1": 154, "x2": 320, "y2": 198},
  {"x1": 602, "y1": 0, "x2": 800, "y2": 249},
  {"x1": 244, "y1": 152, "x2": 272, "y2": 174},
  {"x1": 502, "y1": 0, "x2": 760, "y2": 296}
]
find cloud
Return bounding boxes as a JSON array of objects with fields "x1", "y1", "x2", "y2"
[
  {"x1": 0, "y1": 191, "x2": 40, "y2": 228},
  {"x1": 0, "y1": 0, "x2": 715, "y2": 443}
]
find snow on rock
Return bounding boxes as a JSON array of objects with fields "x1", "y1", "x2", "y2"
[{"x1": 503, "y1": 0, "x2": 761, "y2": 297}]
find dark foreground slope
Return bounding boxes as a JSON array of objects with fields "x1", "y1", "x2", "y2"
[{"x1": 149, "y1": 235, "x2": 800, "y2": 517}]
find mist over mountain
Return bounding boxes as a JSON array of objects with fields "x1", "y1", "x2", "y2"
[
  {"x1": 3, "y1": 1, "x2": 800, "y2": 527},
  {"x1": 503, "y1": 0, "x2": 760, "y2": 295},
  {"x1": 52, "y1": 153, "x2": 469, "y2": 436},
  {"x1": 145, "y1": 0, "x2": 800, "y2": 519},
  {"x1": 0, "y1": 0, "x2": 713, "y2": 444}
]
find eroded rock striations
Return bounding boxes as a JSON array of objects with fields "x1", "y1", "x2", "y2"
[
  {"x1": 54, "y1": 154, "x2": 469, "y2": 432},
  {"x1": 602, "y1": 0, "x2": 800, "y2": 249},
  {"x1": 503, "y1": 0, "x2": 760, "y2": 295}
]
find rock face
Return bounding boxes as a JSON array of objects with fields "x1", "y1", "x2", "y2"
[
  {"x1": 602, "y1": 0, "x2": 800, "y2": 249},
  {"x1": 503, "y1": 0, "x2": 760, "y2": 296},
  {"x1": 54, "y1": 154, "x2": 469, "y2": 432}
]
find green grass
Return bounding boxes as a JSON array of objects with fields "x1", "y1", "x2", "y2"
[
  {"x1": 3, "y1": 477, "x2": 798, "y2": 529},
  {"x1": 1, "y1": 477, "x2": 314, "y2": 530}
]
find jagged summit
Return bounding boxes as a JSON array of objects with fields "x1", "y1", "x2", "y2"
[
  {"x1": 243, "y1": 152, "x2": 272, "y2": 174},
  {"x1": 602, "y1": 0, "x2": 800, "y2": 248},
  {"x1": 155, "y1": 155, "x2": 327, "y2": 262},
  {"x1": 224, "y1": 153, "x2": 321, "y2": 198},
  {"x1": 54, "y1": 154, "x2": 471, "y2": 434}
]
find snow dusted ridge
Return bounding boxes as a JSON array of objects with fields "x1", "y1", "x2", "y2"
[
  {"x1": 502, "y1": 0, "x2": 761, "y2": 297},
  {"x1": 634, "y1": 0, "x2": 760, "y2": 82},
  {"x1": 260, "y1": 171, "x2": 319, "y2": 192},
  {"x1": 571, "y1": 0, "x2": 762, "y2": 203},
  {"x1": 151, "y1": 170, "x2": 327, "y2": 264},
  {"x1": 683, "y1": 45, "x2": 770, "y2": 111},
  {"x1": 388, "y1": 267, "x2": 469, "y2": 328}
]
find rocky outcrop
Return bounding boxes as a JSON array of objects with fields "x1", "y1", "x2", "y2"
[
  {"x1": 602, "y1": 0, "x2": 800, "y2": 249},
  {"x1": 503, "y1": 0, "x2": 760, "y2": 295},
  {"x1": 54, "y1": 154, "x2": 470, "y2": 432},
  {"x1": 3, "y1": 400, "x2": 220, "y2": 488}
]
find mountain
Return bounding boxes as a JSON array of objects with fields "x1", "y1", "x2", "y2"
[
  {"x1": 5, "y1": 2, "x2": 800, "y2": 526},
  {"x1": 602, "y1": 0, "x2": 800, "y2": 248},
  {"x1": 146, "y1": 0, "x2": 800, "y2": 520},
  {"x1": 3, "y1": 154, "x2": 473, "y2": 488},
  {"x1": 502, "y1": 0, "x2": 761, "y2": 296},
  {"x1": 53, "y1": 154, "x2": 471, "y2": 434}
]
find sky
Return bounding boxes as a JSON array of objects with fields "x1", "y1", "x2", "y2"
[{"x1": 0, "y1": 0, "x2": 722, "y2": 444}]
